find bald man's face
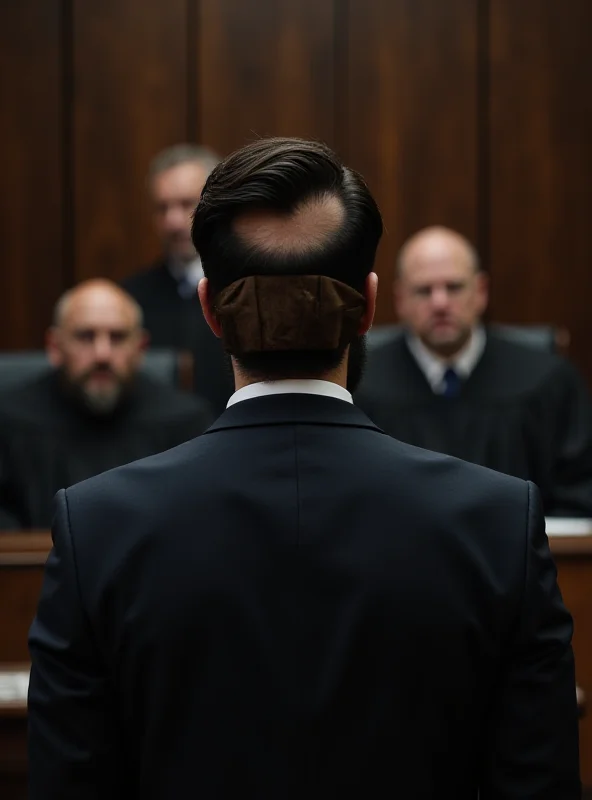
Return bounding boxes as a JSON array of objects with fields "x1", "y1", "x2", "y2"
[
  {"x1": 47, "y1": 288, "x2": 147, "y2": 414},
  {"x1": 150, "y1": 162, "x2": 208, "y2": 263},
  {"x1": 395, "y1": 237, "x2": 488, "y2": 357}
]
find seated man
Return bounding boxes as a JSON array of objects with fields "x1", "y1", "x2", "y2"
[
  {"x1": 0, "y1": 279, "x2": 212, "y2": 529},
  {"x1": 122, "y1": 144, "x2": 233, "y2": 414},
  {"x1": 355, "y1": 226, "x2": 592, "y2": 517}
]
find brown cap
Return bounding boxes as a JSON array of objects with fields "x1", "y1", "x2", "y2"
[{"x1": 213, "y1": 275, "x2": 366, "y2": 354}]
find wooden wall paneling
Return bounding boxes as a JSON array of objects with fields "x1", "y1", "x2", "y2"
[
  {"x1": 72, "y1": 0, "x2": 190, "y2": 283},
  {"x1": 343, "y1": 0, "x2": 480, "y2": 324},
  {"x1": 0, "y1": 0, "x2": 64, "y2": 349},
  {"x1": 488, "y1": 1, "x2": 592, "y2": 384},
  {"x1": 0, "y1": 567, "x2": 44, "y2": 664},
  {"x1": 197, "y1": 0, "x2": 336, "y2": 157}
]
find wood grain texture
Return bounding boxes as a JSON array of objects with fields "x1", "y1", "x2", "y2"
[
  {"x1": 343, "y1": 0, "x2": 480, "y2": 324},
  {"x1": 197, "y1": 0, "x2": 335, "y2": 156},
  {"x1": 0, "y1": 0, "x2": 64, "y2": 348},
  {"x1": 72, "y1": 0, "x2": 189, "y2": 282},
  {"x1": 488, "y1": 0, "x2": 592, "y2": 383}
]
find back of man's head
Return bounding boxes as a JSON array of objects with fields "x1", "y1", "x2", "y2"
[{"x1": 191, "y1": 137, "x2": 383, "y2": 384}]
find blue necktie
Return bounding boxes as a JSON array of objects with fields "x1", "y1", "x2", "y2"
[{"x1": 442, "y1": 367, "x2": 461, "y2": 398}]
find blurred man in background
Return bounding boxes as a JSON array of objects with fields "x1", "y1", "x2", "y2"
[
  {"x1": 123, "y1": 144, "x2": 233, "y2": 414},
  {"x1": 0, "y1": 279, "x2": 212, "y2": 528},
  {"x1": 356, "y1": 225, "x2": 592, "y2": 516}
]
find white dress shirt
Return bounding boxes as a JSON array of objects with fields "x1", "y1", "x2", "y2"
[
  {"x1": 227, "y1": 379, "x2": 353, "y2": 408},
  {"x1": 406, "y1": 327, "x2": 486, "y2": 394},
  {"x1": 168, "y1": 257, "x2": 204, "y2": 296}
]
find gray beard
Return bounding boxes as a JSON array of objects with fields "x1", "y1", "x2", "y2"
[{"x1": 80, "y1": 386, "x2": 123, "y2": 416}]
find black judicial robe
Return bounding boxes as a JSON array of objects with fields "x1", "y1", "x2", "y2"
[
  {"x1": 0, "y1": 371, "x2": 213, "y2": 529},
  {"x1": 355, "y1": 331, "x2": 592, "y2": 517},
  {"x1": 122, "y1": 262, "x2": 233, "y2": 414}
]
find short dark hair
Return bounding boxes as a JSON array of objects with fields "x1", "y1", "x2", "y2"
[{"x1": 191, "y1": 137, "x2": 383, "y2": 381}]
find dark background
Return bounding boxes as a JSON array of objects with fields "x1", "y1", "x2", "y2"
[{"x1": 1, "y1": 0, "x2": 591, "y2": 379}]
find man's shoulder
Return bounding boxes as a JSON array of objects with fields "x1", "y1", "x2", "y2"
[
  {"x1": 131, "y1": 374, "x2": 212, "y2": 423},
  {"x1": 0, "y1": 372, "x2": 56, "y2": 426},
  {"x1": 375, "y1": 429, "x2": 528, "y2": 497},
  {"x1": 64, "y1": 433, "x2": 209, "y2": 524},
  {"x1": 484, "y1": 330, "x2": 583, "y2": 390},
  {"x1": 121, "y1": 262, "x2": 170, "y2": 297},
  {"x1": 362, "y1": 330, "x2": 408, "y2": 374}
]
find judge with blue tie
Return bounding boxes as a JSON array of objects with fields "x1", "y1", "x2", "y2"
[{"x1": 355, "y1": 226, "x2": 592, "y2": 517}]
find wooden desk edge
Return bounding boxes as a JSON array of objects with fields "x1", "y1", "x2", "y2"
[
  {"x1": 549, "y1": 536, "x2": 592, "y2": 556},
  {"x1": 0, "y1": 532, "x2": 52, "y2": 565}
]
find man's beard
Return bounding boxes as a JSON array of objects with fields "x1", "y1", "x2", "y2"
[
  {"x1": 80, "y1": 384, "x2": 124, "y2": 415},
  {"x1": 346, "y1": 334, "x2": 367, "y2": 394},
  {"x1": 60, "y1": 368, "x2": 129, "y2": 416}
]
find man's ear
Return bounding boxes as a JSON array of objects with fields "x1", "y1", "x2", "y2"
[
  {"x1": 139, "y1": 329, "x2": 150, "y2": 352},
  {"x1": 475, "y1": 270, "x2": 489, "y2": 316},
  {"x1": 358, "y1": 272, "x2": 378, "y2": 335},
  {"x1": 393, "y1": 279, "x2": 405, "y2": 319},
  {"x1": 198, "y1": 277, "x2": 222, "y2": 338},
  {"x1": 45, "y1": 327, "x2": 63, "y2": 367},
  {"x1": 134, "y1": 329, "x2": 150, "y2": 364}
]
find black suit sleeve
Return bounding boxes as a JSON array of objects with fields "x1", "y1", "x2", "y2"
[
  {"x1": 481, "y1": 481, "x2": 580, "y2": 798},
  {"x1": 28, "y1": 489, "x2": 125, "y2": 799}
]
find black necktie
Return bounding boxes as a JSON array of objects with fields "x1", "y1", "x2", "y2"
[{"x1": 442, "y1": 367, "x2": 461, "y2": 398}]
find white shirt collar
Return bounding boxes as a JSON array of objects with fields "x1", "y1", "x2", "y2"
[
  {"x1": 406, "y1": 326, "x2": 486, "y2": 393},
  {"x1": 227, "y1": 379, "x2": 353, "y2": 408},
  {"x1": 167, "y1": 256, "x2": 204, "y2": 288}
]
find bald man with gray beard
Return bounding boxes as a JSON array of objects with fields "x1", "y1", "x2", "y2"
[{"x1": 0, "y1": 279, "x2": 212, "y2": 529}]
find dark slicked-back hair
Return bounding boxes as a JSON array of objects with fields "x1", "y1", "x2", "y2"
[{"x1": 191, "y1": 137, "x2": 383, "y2": 383}]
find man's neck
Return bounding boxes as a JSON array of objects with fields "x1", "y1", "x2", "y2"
[{"x1": 232, "y1": 359, "x2": 348, "y2": 392}]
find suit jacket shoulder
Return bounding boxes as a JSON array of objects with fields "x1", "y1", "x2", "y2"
[
  {"x1": 482, "y1": 331, "x2": 582, "y2": 394},
  {"x1": 130, "y1": 374, "x2": 213, "y2": 425},
  {"x1": 121, "y1": 262, "x2": 177, "y2": 305}
]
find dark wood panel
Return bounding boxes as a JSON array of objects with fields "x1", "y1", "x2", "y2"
[
  {"x1": 197, "y1": 0, "x2": 335, "y2": 156},
  {"x1": 73, "y1": 0, "x2": 189, "y2": 283},
  {"x1": 0, "y1": 704, "x2": 27, "y2": 800},
  {"x1": 489, "y1": 1, "x2": 592, "y2": 384},
  {"x1": 0, "y1": 569, "x2": 44, "y2": 663},
  {"x1": 0, "y1": 0, "x2": 63, "y2": 348},
  {"x1": 344, "y1": 0, "x2": 480, "y2": 324}
]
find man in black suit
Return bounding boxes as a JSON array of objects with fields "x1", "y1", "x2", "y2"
[
  {"x1": 28, "y1": 139, "x2": 579, "y2": 798},
  {"x1": 354, "y1": 226, "x2": 592, "y2": 517},
  {"x1": 122, "y1": 143, "x2": 233, "y2": 414}
]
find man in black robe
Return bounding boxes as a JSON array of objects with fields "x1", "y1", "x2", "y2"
[
  {"x1": 122, "y1": 144, "x2": 233, "y2": 414},
  {"x1": 355, "y1": 226, "x2": 592, "y2": 517},
  {"x1": 0, "y1": 279, "x2": 212, "y2": 529}
]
